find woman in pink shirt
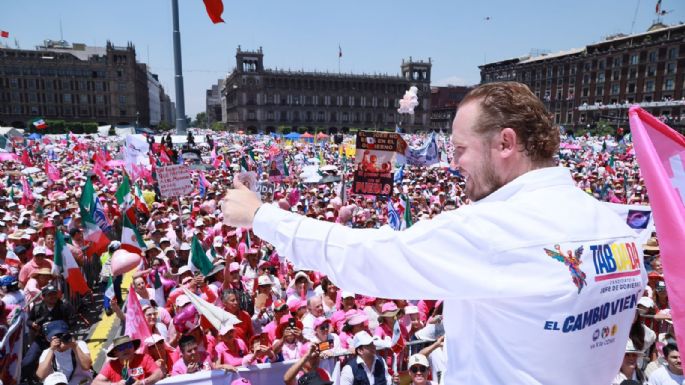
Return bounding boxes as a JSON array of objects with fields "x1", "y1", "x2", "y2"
[{"x1": 216, "y1": 323, "x2": 249, "y2": 367}]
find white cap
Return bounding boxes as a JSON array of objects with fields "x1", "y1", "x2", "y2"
[
  {"x1": 341, "y1": 291, "x2": 355, "y2": 299},
  {"x1": 351, "y1": 331, "x2": 375, "y2": 349},
  {"x1": 408, "y1": 353, "x2": 430, "y2": 368},
  {"x1": 638, "y1": 296, "x2": 654, "y2": 308},
  {"x1": 213, "y1": 236, "x2": 224, "y2": 248},
  {"x1": 175, "y1": 265, "x2": 191, "y2": 276},
  {"x1": 404, "y1": 305, "x2": 419, "y2": 315},
  {"x1": 33, "y1": 246, "x2": 47, "y2": 256},
  {"x1": 194, "y1": 219, "x2": 205, "y2": 227},
  {"x1": 180, "y1": 243, "x2": 191, "y2": 251},
  {"x1": 160, "y1": 237, "x2": 170, "y2": 244},
  {"x1": 219, "y1": 323, "x2": 235, "y2": 335},
  {"x1": 44, "y1": 372, "x2": 69, "y2": 385},
  {"x1": 175, "y1": 294, "x2": 191, "y2": 308},
  {"x1": 257, "y1": 275, "x2": 272, "y2": 286}
]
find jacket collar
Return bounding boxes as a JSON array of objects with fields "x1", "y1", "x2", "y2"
[{"x1": 474, "y1": 167, "x2": 574, "y2": 205}]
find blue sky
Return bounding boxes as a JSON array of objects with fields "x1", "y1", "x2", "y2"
[{"x1": 3, "y1": 0, "x2": 684, "y2": 118}]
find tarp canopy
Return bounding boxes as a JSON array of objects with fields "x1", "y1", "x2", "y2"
[{"x1": 284, "y1": 132, "x2": 301, "y2": 139}]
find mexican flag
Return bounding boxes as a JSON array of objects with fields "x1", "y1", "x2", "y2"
[
  {"x1": 188, "y1": 235, "x2": 213, "y2": 276},
  {"x1": 115, "y1": 173, "x2": 136, "y2": 224},
  {"x1": 103, "y1": 275, "x2": 115, "y2": 311},
  {"x1": 78, "y1": 179, "x2": 110, "y2": 256},
  {"x1": 120, "y1": 215, "x2": 145, "y2": 255},
  {"x1": 400, "y1": 194, "x2": 413, "y2": 229},
  {"x1": 53, "y1": 230, "x2": 89, "y2": 295},
  {"x1": 31, "y1": 118, "x2": 48, "y2": 130}
]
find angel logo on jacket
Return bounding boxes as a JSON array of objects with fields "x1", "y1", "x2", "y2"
[{"x1": 544, "y1": 244, "x2": 588, "y2": 294}]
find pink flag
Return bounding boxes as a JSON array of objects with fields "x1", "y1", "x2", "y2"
[
  {"x1": 124, "y1": 285, "x2": 152, "y2": 351},
  {"x1": 0, "y1": 153, "x2": 19, "y2": 162},
  {"x1": 160, "y1": 149, "x2": 171, "y2": 165},
  {"x1": 45, "y1": 159, "x2": 60, "y2": 181},
  {"x1": 20, "y1": 176, "x2": 33, "y2": 206},
  {"x1": 629, "y1": 106, "x2": 685, "y2": 349}
]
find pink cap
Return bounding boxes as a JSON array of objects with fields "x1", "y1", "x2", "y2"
[
  {"x1": 231, "y1": 379, "x2": 252, "y2": 385},
  {"x1": 313, "y1": 316, "x2": 331, "y2": 329},
  {"x1": 381, "y1": 302, "x2": 398, "y2": 314},
  {"x1": 229, "y1": 262, "x2": 240, "y2": 272}
]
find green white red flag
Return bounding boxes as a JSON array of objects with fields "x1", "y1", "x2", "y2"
[{"x1": 53, "y1": 230, "x2": 89, "y2": 294}]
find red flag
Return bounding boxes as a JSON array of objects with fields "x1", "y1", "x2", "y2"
[
  {"x1": 160, "y1": 149, "x2": 171, "y2": 164},
  {"x1": 0, "y1": 31, "x2": 8, "y2": 38},
  {"x1": 203, "y1": 0, "x2": 225, "y2": 23},
  {"x1": 20, "y1": 150, "x2": 33, "y2": 167},
  {"x1": 629, "y1": 106, "x2": 685, "y2": 349}
]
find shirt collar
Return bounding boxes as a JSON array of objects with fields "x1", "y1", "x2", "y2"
[{"x1": 474, "y1": 167, "x2": 574, "y2": 205}]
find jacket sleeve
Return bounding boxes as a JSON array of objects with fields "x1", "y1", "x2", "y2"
[{"x1": 252, "y1": 204, "x2": 537, "y2": 300}]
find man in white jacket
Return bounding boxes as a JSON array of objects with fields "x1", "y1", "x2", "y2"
[{"x1": 221, "y1": 82, "x2": 646, "y2": 385}]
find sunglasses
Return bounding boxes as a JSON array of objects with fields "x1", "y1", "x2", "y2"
[
  {"x1": 410, "y1": 365, "x2": 428, "y2": 374},
  {"x1": 115, "y1": 342, "x2": 134, "y2": 352},
  {"x1": 317, "y1": 324, "x2": 330, "y2": 330}
]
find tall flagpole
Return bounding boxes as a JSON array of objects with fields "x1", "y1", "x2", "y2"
[{"x1": 172, "y1": 0, "x2": 187, "y2": 134}]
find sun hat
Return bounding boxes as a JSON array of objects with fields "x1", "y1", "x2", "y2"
[
  {"x1": 107, "y1": 335, "x2": 141, "y2": 357},
  {"x1": 43, "y1": 372, "x2": 69, "y2": 385}
]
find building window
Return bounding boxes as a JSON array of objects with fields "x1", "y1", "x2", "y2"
[
  {"x1": 96, "y1": 95, "x2": 104, "y2": 104},
  {"x1": 63, "y1": 93, "x2": 72, "y2": 103},
  {"x1": 80, "y1": 94, "x2": 88, "y2": 103},
  {"x1": 664, "y1": 78, "x2": 675, "y2": 91},
  {"x1": 596, "y1": 86, "x2": 604, "y2": 96},
  {"x1": 336, "y1": 96, "x2": 343, "y2": 106},
  {"x1": 120, "y1": 109, "x2": 126, "y2": 116},
  {"x1": 627, "y1": 83, "x2": 636, "y2": 93},
  {"x1": 598, "y1": 60, "x2": 605, "y2": 70},
  {"x1": 611, "y1": 70, "x2": 620, "y2": 81},
  {"x1": 597, "y1": 73, "x2": 605, "y2": 83},
  {"x1": 611, "y1": 83, "x2": 620, "y2": 95},
  {"x1": 324, "y1": 96, "x2": 330, "y2": 106},
  {"x1": 629, "y1": 68, "x2": 637, "y2": 79},
  {"x1": 613, "y1": 56, "x2": 622, "y2": 67},
  {"x1": 648, "y1": 51, "x2": 657, "y2": 63},
  {"x1": 119, "y1": 95, "x2": 127, "y2": 105},
  {"x1": 646, "y1": 66, "x2": 656, "y2": 77},
  {"x1": 668, "y1": 47, "x2": 678, "y2": 60},
  {"x1": 28, "y1": 93, "x2": 37, "y2": 103},
  {"x1": 348, "y1": 96, "x2": 354, "y2": 107},
  {"x1": 117, "y1": 69, "x2": 124, "y2": 78},
  {"x1": 645, "y1": 80, "x2": 655, "y2": 93},
  {"x1": 630, "y1": 54, "x2": 639, "y2": 65},
  {"x1": 666, "y1": 62, "x2": 676, "y2": 75}
]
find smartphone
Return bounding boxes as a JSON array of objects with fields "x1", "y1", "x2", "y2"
[
  {"x1": 317, "y1": 341, "x2": 331, "y2": 351},
  {"x1": 288, "y1": 319, "x2": 296, "y2": 328}
]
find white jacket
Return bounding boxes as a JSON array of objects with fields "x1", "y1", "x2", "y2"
[{"x1": 253, "y1": 167, "x2": 647, "y2": 385}]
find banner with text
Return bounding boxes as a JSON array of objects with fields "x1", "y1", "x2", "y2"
[
  {"x1": 157, "y1": 165, "x2": 193, "y2": 198},
  {"x1": 157, "y1": 361, "x2": 293, "y2": 385}
]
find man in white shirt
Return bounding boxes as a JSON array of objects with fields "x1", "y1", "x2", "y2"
[
  {"x1": 36, "y1": 320, "x2": 92, "y2": 385},
  {"x1": 222, "y1": 82, "x2": 646, "y2": 385},
  {"x1": 339, "y1": 331, "x2": 396, "y2": 385},
  {"x1": 302, "y1": 295, "x2": 325, "y2": 342},
  {"x1": 649, "y1": 343, "x2": 682, "y2": 385}
]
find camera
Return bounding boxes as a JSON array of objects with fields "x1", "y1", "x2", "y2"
[
  {"x1": 288, "y1": 319, "x2": 296, "y2": 328},
  {"x1": 317, "y1": 340, "x2": 331, "y2": 351}
]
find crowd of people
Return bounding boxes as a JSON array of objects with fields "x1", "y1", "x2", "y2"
[{"x1": 0, "y1": 119, "x2": 677, "y2": 385}]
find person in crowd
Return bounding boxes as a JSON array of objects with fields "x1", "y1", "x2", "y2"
[
  {"x1": 611, "y1": 340, "x2": 647, "y2": 385},
  {"x1": 648, "y1": 344, "x2": 682, "y2": 385},
  {"x1": 171, "y1": 334, "x2": 236, "y2": 375},
  {"x1": 36, "y1": 320, "x2": 93, "y2": 385},
  {"x1": 407, "y1": 354, "x2": 434, "y2": 385},
  {"x1": 302, "y1": 295, "x2": 324, "y2": 342},
  {"x1": 222, "y1": 289, "x2": 254, "y2": 341},
  {"x1": 283, "y1": 343, "x2": 333, "y2": 385},
  {"x1": 273, "y1": 315, "x2": 307, "y2": 361},
  {"x1": 144, "y1": 334, "x2": 178, "y2": 377},
  {"x1": 92, "y1": 336, "x2": 164, "y2": 385},
  {"x1": 216, "y1": 323, "x2": 249, "y2": 367},
  {"x1": 243, "y1": 332, "x2": 279, "y2": 365},
  {"x1": 339, "y1": 331, "x2": 398, "y2": 385}
]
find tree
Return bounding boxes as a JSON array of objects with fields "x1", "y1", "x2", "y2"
[
  {"x1": 210, "y1": 121, "x2": 225, "y2": 131},
  {"x1": 193, "y1": 112, "x2": 207, "y2": 128}
]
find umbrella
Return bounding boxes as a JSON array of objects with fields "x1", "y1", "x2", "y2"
[
  {"x1": 28, "y1": 133, "x2": 42, "y2": 140},
  {"x1": 21, "y1": 167, "x2": 41, "y2": 174},
  {"x1": 284, "y1": 132, "x2": 301, "y2": 140}
]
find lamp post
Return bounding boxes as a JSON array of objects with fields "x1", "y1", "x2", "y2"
[{"x1": 171, "y1": 0, "x2": 187, "y2": 135}]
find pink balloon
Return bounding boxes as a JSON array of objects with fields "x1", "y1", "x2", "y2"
[{"x1": 110, "y1": 249, "x2": 141, "y2": 276}]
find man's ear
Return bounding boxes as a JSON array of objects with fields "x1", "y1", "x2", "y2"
[{"x1": 498, "y1": 127, "x2": 518, "y2": 157}]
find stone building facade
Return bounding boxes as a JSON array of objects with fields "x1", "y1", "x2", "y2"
[
  {"x1": 479, "y1": 23, "x2": 685, "y2": 130},
  {"x1": 220, "y1": 46, "x2": 432, "y2": 133}
]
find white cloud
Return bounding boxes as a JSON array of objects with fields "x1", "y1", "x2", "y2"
[{"x1": 432, "y1": 76, "x2": 472, "y2": 87}]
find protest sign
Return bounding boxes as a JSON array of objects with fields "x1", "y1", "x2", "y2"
[
  {"x1": 352, "y1": 131, "x2": 406, "y2": 197},
  {"x1": 156, "y1": 164, "x2": 193, "y2": 198},
  {"x1": 257, "y1": 181, "x2": 275, "y2": 199}
]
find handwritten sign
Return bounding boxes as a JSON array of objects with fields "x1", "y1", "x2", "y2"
[{"x1": 157, "y1": 165, "x2": 193, "y2": 198}]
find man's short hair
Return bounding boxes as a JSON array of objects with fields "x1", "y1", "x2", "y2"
[
  {"x1": 663, "y1": 343, "x2": 679, "y2": 357},
  {"x1": 179, "y1": 334, "x2": 197, "y2": 352},
  {"x1": 460, "y1": 81, "x2": 559, "y2": 163}
]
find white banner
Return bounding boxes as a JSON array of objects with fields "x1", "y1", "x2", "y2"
[
  {"x1": 157, "y1": 361, "x2": 294, "y2": 385},
  {"x1": 157, "y1": 165, "x2": 193, "y2": 198}
]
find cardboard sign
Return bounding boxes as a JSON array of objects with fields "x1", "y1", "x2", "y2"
[
  {"x1": 157, "y1": 165, "x2": 193, "y2": 198},
  {"x1": 352, "y1": 131, "x2": 405, "y2": 197}
]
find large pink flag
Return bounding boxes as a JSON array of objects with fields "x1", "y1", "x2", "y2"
[
  {"x1": 45, "y1": 159, "x2": 61, "y2": 181},
  {"x1": 124, "y1": 285, "x2": 152, "y2": 351},
  {"x1": 629, "y1": 106, "x2": 685, "y2": 348}
]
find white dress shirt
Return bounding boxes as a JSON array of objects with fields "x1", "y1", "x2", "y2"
[{"x1": 254, "y1": 167, "x2": 646, "y2": 385}]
